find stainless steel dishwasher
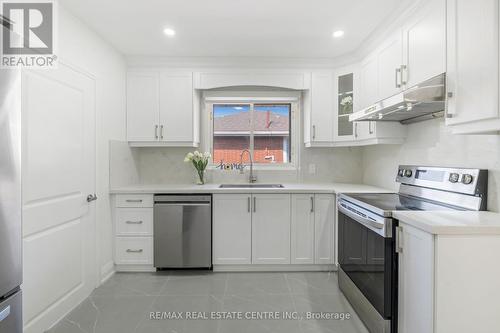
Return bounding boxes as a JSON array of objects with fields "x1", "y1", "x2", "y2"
[{"x1": 154, "y1": 195, "x2": 212, "y2": 268}]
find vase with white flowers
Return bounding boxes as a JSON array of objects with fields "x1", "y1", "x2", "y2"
[{"x1": 184, "y1": 151, "x2": 211, "y2": 185}]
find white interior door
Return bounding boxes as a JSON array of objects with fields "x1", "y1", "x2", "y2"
[{"x1": 21, "y1": 63, "x2": 96, "y2": 333}]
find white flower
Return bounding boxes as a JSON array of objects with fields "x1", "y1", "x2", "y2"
[
  {"x1": 203, "y1": 152, "x2": 212, "y2": 159},
  {"x1": 184, "y1": 152, "x2": 194, "y2": 162},
  {"x1": 340, "y1": 95, "x2": 353, "y2": 106}
]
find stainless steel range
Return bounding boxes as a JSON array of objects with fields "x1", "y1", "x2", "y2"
[{"x1": 337, "y1": 165, "x2": 488, "y2": 333}]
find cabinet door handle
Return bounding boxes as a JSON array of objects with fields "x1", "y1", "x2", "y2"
[
  {"x1": 395, "y1": 226, "x2": 403, "y2": 254},
  {"x1": 160, "y1": 125, "x2": 164, "y2": 140},
  {"x1": 126, "y1": 220, "x2": 143, "y2": 224},
  {"x1": 400, "y1": 65, "x2": 407, "y2": 86},
  {"x1": 310, "y1": 196, "x2": 314, "y2": 213},
  {"x1": 369, "y1": 121, "x2": 374, "y2": 135},
  {"x1": 253, "y1": 196, "x2": 256, "y2": 213},
  {"x1": 312, "y1": 125, "x2": 316, "y2": 140},
  {"x1": 395, "y1": 67, "x2": 402, "y2": 88},
  {"x1": 126, "y1": 249, "x2": 143, "y2": 253},
  {"x1": 126, "y1": 199, "x2": 143, "y2": 203},
  {"x1": 247, "y1": 197, "x2": 251, "y2": 213},
  {"x1": 154, "y1": 125, "x2": 159, "y2": 139},
  {"x1": 354, "y1": 123, "x2": 358, "y2": 138}
]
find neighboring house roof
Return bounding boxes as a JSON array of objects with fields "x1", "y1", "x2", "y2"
[{"x1": 214, "y1": 110, "x2": 289, "y2": 135}]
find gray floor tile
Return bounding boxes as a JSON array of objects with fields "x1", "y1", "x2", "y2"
[
  {"x1": 160, "y1": 272, "x2": 227, "y2": 296},
  {"x1": 225, "y1": 272, "x2": 289, "y2": 295},
  {"x1": 92, "y1": 272, "x2": 169, "y2": 297},
  {"x1": 48, "y1": 271, "x2": 370, "y2": 333},
  {"x1": 285, "y1": 272, "x2": 339, "y2": 295}
]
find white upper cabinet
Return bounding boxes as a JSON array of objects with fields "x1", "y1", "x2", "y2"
[
  {"x1": 126, "y1": 72, "x2": 160, "y2": 142},
  {"x1": 127, "y1": 70, "x2": 199, "y2": 146},
  {"x1": 308, "y1": 72, "x2": 335, "y2": 144},
  {"x1": 403, "y1": 0, "x2": 446, "y2": 88},
  {"x1": 359, "y1": 55, "x2": 379, "y2": 110},
  {"x1": 378, "y1": 32, "x2": 404, "y2": 99},
  {"x1": 446, "y1": 0, "x2": 500, "y2": 134},
  {"x1": 159, "y1": 72, "x2": 194, "y2": 143},
  {"x1": 194, "y1": 71, "x2": 310, "y2": 90}
]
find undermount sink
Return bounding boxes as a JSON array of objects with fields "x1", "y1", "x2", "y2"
[{"x1": 219, "y1": 184, "x2": 285, "y2": 189}]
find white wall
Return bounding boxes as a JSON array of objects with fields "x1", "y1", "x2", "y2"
[
  {"x1": 362, "y1": 118, "x2": 500, "y2": 212},
  {"x1": 57, "y1": 5, "x2": 126, "y2": 281}
]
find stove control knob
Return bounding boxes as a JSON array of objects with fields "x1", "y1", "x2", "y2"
[
  {"x1": 449, "y1": 173, "x2": 460, "y2": 183},
  {"x1": 398, "y1": 169, "x2": 404, "y2": 177},
  {"x1": 404, "y1": 169, "x2": 413, "y2": 178},
  {"x1": 462, "y1": 174, "x2": 474, "y2": 185}
]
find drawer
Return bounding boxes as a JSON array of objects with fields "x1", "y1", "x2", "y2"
[
  {"x1": 115, "y1": 194, "x2": 153, "y2": 208},
  {"x1": 115, "y1": 237, "x2": 153, "y2": 265},
  {"x1": 115, "y1": 208, "x2": 153, "y2": 236}
]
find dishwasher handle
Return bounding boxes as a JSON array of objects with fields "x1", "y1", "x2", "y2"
[
  {"x1": 155, "y1": 202, "x2": 211, "y2": 206},
  {"x1": 154, "y1": 195, "x2": 212, "y2": 203}
]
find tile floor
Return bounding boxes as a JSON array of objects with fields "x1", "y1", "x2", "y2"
[{"x1": 47, "y1": 271, "x2": 369, "y2": 333}]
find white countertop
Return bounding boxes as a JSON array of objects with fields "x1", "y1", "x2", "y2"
[
  {"x1": 109, "y1": 182, "x2": 392, "y2": 194},
  {"x1": 393, "y1": 211, "x2": 500, "y2": 235}
]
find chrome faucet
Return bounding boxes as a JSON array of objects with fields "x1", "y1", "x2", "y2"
[{"x1": 239, "y1": 149, "x2": 257, "y2": 183}]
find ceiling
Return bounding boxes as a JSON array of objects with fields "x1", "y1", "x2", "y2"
[{"x1": 60, "y1": 0, "x2": 408, "y2": 58}]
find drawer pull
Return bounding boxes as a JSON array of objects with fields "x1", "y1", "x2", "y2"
[
  {"x1": 126, "y1": 199, "x2": 143, "y2": 203},
  {"x1": 125, "y1": 220, "x2": 143, "y2": 224},
  {"x1": 126, "y1": 249, "x2": 143, "y2": 253}
]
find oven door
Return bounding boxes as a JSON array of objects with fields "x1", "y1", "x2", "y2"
[{"x1": 338, "y1": 200, "x2": 395, "y2": 320}]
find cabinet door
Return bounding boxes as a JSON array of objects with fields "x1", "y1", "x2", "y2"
[
  {"x1": 334, "y1": 71, "x2": 356, "y2": 142},
  {"x1": 252, "y1": 194, "x2": 291, "y2": 264},
  {"x1": 359, "y1": 55, "x2": 379, "y2": 109},
  {"x1": 126, "y1": 72, "x2": 159, "y2": 141},
  {"x1": 403, "y1": 0, "x2": 446, "y2": 88},
  {"x1": 314, "y1": 194, "x2": 334, "y2": 264},
  {"x1": 354, "y1": 121, "x2": 376, "y2": 141},
  {"x1": 291, "y1": 194, "x2": 315, "y2": 264},
  {"x1": 311, "y1": 72, "x2": 334, "y2": 142},
  {"x1": 446, "y1": 0, "x2": 499, "y2": 125},
  {"x1": 159, "y1": 72, "x2": 194, "y2": 142},
  {"x1": 378, "y1": 32, "x2": 404, "y2": 99},
  {"x1": 398, "y1": 224, "x2": 434, "y2": 333},
  {"x1": 213, "y1": 194, "x2": 252, "y2": 264}
]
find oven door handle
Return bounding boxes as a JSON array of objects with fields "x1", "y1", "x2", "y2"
[{"x1": 338, "y1": 203, "x2": 384, "y2": 231}]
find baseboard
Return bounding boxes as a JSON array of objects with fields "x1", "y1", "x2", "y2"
[
  {"x1": 100, "y1": 261, "x2": 115, "y2": 284},
  {"x1": 115, "y1": 264, "x2": 156, "y2": 272},
  {"x1": 213, "y1": 264, "x2": 337, "y2": 272}
]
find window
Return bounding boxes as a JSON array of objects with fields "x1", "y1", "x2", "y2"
[{"x1": 212, "y1": 103, "x2": 292, "y2": 165}]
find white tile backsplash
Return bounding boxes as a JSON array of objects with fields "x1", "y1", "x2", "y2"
[{"x1": 362, "y1": 118, "x2": 500, "y2": 212}]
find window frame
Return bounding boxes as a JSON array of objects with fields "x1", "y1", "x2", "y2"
[{"x1": 203, "y1": 92, "x2": 300, "y2": 170}]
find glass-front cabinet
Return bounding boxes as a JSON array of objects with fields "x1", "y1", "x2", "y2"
[{"x1": 334, "y1": 69, "x2": 357, "y2": 142}]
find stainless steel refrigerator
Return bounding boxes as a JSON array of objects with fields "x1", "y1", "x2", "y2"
[{"x1": 0, "y1": 65, "x2": 22, "y2": 331}]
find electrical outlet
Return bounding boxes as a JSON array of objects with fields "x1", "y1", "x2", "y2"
[{"x1": 308, "y1": 164, "x2": 316, "y2": 174}]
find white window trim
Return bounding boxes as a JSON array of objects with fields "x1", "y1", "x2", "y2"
[{"x1": 202, "y1": 90, "x2": 301, "y2": 171}]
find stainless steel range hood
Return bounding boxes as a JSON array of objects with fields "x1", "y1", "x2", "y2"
[{"x1": 350, "y1": 73, "x2": 446, "y2": 124}]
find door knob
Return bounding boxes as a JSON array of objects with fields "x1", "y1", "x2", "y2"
[{"x1": 87, "y1": 194, "x2": 98, "y2": 202}]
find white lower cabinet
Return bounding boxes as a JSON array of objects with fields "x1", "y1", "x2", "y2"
[
  {"x1": 213, "y1": 193, "x2": 334, "y2": 268},
  {"x1": 114, "y1": 194, "x2": 154, "y2": 271},
  {"x1": 314, "y1": 194, "x2": 335, "y2": 264},
  {"x1": 291, "y1": 194, "x2": 315, "y2": 264},
  {"x1": 213, "y1": 194, "x2": 252, "y2": 264},
  {"x1": 397, "y1": 222, "x2": 500, "y2": 333},
  {"x1": 252, "y1": 194, "x2": 291, "y2": 264}
]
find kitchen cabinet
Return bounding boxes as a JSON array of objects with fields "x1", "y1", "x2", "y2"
[
  {"x1": 313, "y1": 194, "x2": 334, "y2": 264},
  {"x1": 359, "y1": 55, "x2": 379, "y2": 110},
  {"x1": 252, "y1": 194, "x2": 291, "y2": 264},
  {"x1": 402, "y1": 0, "x2": 446, "y2": 88},
  {"x1": 126, "y1": 72, "x2": 159, "y2": 142},
  {"x1": 291, "y1": 194, "x2": 315, "y2": 264},
  {"x1": 445, "y1": 0, "x2": 500, "y2": 134},
  {"x1": 397, "y1": 221, "x2": 500, "y2": 333},
  {"x1": 114, "y1": 194, "x2": 154, "y2": 271},
  {"x1": 377, "y1": 32, "x2": 404, "y2": 99},
  {"x1": 306, "y1": 72, "x2": 335, "y2": 145},
  {"x1": 127, "y1": 70, "x2": 200, "y2": 146},
  {"x1": 213, "y1": 194, "x2": 252, "y2": 265}
]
